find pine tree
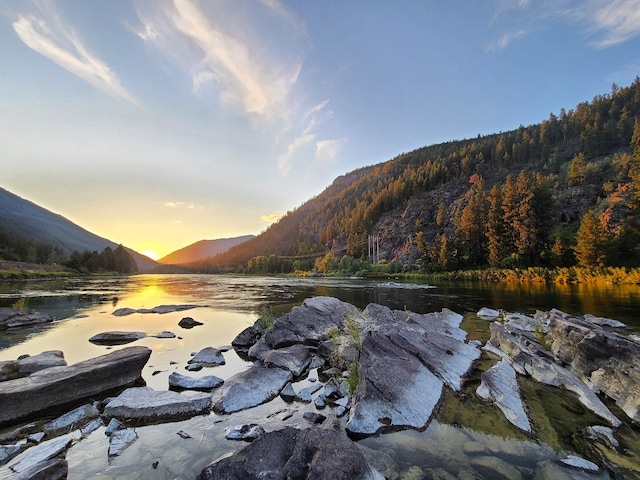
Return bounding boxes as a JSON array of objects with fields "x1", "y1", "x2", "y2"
[
  {"x1": 574, "y1": 210, "x2": 608, "y2": 267},
  {"x1": 486, "y1": 185, "x2": 506, "y2": 267}
]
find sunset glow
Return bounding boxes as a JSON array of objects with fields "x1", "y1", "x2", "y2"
[{"x1": 2, "y1": 1, "x2": 639, "y2": 256}]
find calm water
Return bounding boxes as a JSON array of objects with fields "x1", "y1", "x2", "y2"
[{"x1": 1, "y1": 274, "x2": 639, "y2": 479}]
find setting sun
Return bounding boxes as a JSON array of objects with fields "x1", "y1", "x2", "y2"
[{"x1": 141, "y1": 250, "x2": 160, "y2": 261}]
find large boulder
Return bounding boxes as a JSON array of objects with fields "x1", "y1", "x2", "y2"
[
  {"x1": 0, "y1": 351, "x2": 66, "y2": 382},
  {"x1": 103, "y1": 386, "x2": 211, "y2": 424},
  {"x1": 263, "y1": 297, "x2": 359, "y2": 349},
  {"x1": 214, "y1": 366, "x2": 292, "y2": 414},
  {"x1": 198, "y1": 427, "x2": 383, "y2": 480},
  {"x1": 0, "y1": 346, "x2": 151, "y2": 426}
]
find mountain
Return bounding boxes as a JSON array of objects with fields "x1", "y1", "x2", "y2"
[
  {"x1": 0, "y1": 187, "x2": 158, "y2": 273},
  {"x1": 158, "y1": 235, "x2": 255, "y2": 264},
  {"x1": 197, "y1": 78, "x2": 640, "y2": 273}
]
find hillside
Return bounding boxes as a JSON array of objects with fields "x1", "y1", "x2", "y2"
[
  {"x1": 197, "y1": 79, "x2": 640, "y2": 274},
  {"x1": 0, "y1": 188, "x2": 158, "y2": 273},
  {"x1": 158, "y1": 235, "x2": 255, "y2": 264}
]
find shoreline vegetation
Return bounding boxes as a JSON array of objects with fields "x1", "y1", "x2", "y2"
[{"x1": 3, "y1": 259, "x2": 640, "y2": 285}]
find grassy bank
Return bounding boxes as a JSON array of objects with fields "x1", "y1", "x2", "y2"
[{"x1": 0, "y1": 261, "x2": 76, "y2": 280}]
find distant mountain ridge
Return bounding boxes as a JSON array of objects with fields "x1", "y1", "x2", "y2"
[
  {"x1": 158, "y1": 235, "x2": 255, "y2": 264},
  {"x1": 0, "y1": 187, "x2": 158, "y2": 273}
]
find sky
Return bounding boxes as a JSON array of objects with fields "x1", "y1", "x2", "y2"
[{"x1": 2, "y1": 0, "x2": 640, "y2": 260}]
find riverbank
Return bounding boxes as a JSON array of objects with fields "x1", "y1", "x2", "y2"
[{"x1": 0, "y1": 261, "x2": 75, "y2": 280}]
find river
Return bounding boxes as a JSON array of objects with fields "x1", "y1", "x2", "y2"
[{"x1": 1, "y1": 274, "x2": 639, "y2": 479}]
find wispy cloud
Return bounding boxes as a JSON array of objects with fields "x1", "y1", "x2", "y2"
[
  {"x1": 579, "y1": 0, "x2": 640, "y2": 48},
  {"x1": 11, "y1": 5, "x2": 137, "y2": 105},
  {"x1": 315, "y1": 138, "x2": 346, "y2": 164},
  {"x1": 164, "y1": 201, "x2": 195, "y2": 209},
  {"x1": 488, "y1": 0, "x2": 640, "y2": 51},
  {"x1": 132, "y1": 0, "x2": 302, "y2": 122}
]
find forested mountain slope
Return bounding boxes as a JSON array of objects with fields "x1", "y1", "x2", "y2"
[{"x1": 196, "y1": 79, "x2": 640, "y2": 274}]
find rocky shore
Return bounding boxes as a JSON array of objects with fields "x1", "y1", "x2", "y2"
[{"x1": 0, "y1": 298, "x2": 638, "y2": 479}]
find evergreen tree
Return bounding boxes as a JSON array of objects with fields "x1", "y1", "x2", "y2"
[
  {"x1": 574, "y1": 210, "x2": 608, "y2": 267},
  {"x1": 486, "y1": 185, "x2": 506, "y2": 267}
]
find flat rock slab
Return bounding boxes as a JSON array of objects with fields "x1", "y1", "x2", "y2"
[
  {"x1": 188, "y1": 347, "x2": 225, "y2": 366},
  {"x1": 103, "y1": 386, "x2": 212, "y2": 424},
  {"x1": 0, "y1": 308, "x2": 53, "y2": 330},
  {"x1": 6, "y1": 458, "x2": 68, "y2": 480},
  {"x1": 214, "y1": 366, "x2": 292, "y2": 414},
  {"x1": 112, "y1": 305, "x2": 200, "y2": 316},
  {"x1": 88, "y1": 331, "x2": 146, "y2": 346},
  {"x1": 8, "y1": 434, "x2": 73, "y2": 474},
  {"x1": 259, "y1": 344, "x2": 312, "y2": 377},
  {"x1": 108, "y1": 428, "x2": 138, "y2": 457},
  {"x1": 0, "y1": 351, "x2": 66, "y2": 382},
  {"x1": 0, "y1": 346, "x2": 151, "y2": 426},
  {"x1": 198, "y1": 427, "x2": 382, "y2": 480},
  {"x1": 43, "y1": 403, "x2": 100, "y2": 437},
  {"x1": 168, "y1": 372, "x2": 223, "y2": 391},
  {"x1": 476, "y1": 358, "x2": 531, "y2": 433}
]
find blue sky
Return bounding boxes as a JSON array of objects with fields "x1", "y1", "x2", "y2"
[{"x1": 2, "y1": 0, "x2": 640, "y2": 259}]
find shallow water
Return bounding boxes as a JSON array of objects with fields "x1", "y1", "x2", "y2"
[{"x1": 1, "y1": 274, "x2": 639, "y2": 479}]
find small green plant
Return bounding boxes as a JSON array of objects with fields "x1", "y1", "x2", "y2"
[
  {"x1": 347, "y1": 362, "x2": 359, "y2": 394},
  {"x1": 11, "y1": 298, "x2": 29, "y2": 312},
  {"x1": 326, "y1": 326, "x2": 344, "y2": 370},
  {"x1": 534, "y1": 318, "x2": 547, "y2": 345},
  {"x1": 346, "y1": 312, "x2": 363, "y2": 350},
  {"x1": 255, "y1": 306, "x2": 276, "y2": 331}
]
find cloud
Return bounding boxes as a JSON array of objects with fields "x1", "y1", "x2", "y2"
[
  {"x1": 316, "y1": 138, "x2": 346, "y2": 164},
  {"x1": 132, "y1": 0, "x2": 303, "y2": 122},
  {"x1": 164, "y1": 201, "x2": 195, "y2": 209},
  {"x1": 580, "y1": 0, "x2": 640, "y2": 48},
  {"x1": 11, "y1": 8, "x2": 137, "y2": 105},
  {"x1": 488, "y1": 0, "x2": 640, "y2": 51},
  {"x1": 261, "y1": 212, "x2": 283, "y2": 223}
]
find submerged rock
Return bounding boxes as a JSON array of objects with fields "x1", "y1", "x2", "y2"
[
  {"x1": 0, "y1": 346, "x2": 151, "y2": 426},
  {"x1": 0, "y1": 308, "x2": 53, "y2": 330},
  {"x1": 476, "y1": 359, "x2": 531, "y2": 433},
  {"x1": 214, "y1": 366, "x2": 292, "y2": 414},
  {"x1": 0, "y1": 351, "x2": 66, "y2": 382},
  {"x1": 88, "y1": 331, "x2": 146, "y2": 346},
  {"x1": 103, "y1": 386, "x2": 212, "y2": 424},
  {"x1": 198, "y1": 427, "x2": 383, "y2": 480}
]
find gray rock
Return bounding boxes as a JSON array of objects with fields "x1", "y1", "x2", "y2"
[
  {"x1": 198, "y1": 427, "x2": 383, "y2": 480},
  {"x1": 188, "y1": 347, "x2": 225, "y2": 366},
  {"x1": 104, "y1": 418, "x2": 125, "y2": 437},
  {"x1": 263, "y1": 297, "x2": 360, "y2": 349},
  {"x1": 26, "y1": 432, "x2": 45, "y2": 444},
  {"x1": 88, "y1": 331, "x2": 146, "y2": 345},
  {"x1": 323, "y1": 377, "x2": 341, "y2": 398},
  {"x1": 259, "y1": 344, "x2": 312, "y2": 377},
  {"x1": 6, "y1": 458, "x2": 68, "y2": 480},
  {"x1": 505, "y1": 312, "x2": 541, "y2": 332},
  {"x1": 153, "y1": 331, "x2": 176, "y2": 338},
  {"x1": 185, "y1": 363, "x2": 203, "y2": 371},
  {"x1": 303, "y1": 412, "x2": 326, "y2": 424},
  {"x1": 214, "y1": 366, "x2": 292, "y2": 414},
  {"x1": 583, "y1": 314, "x2": 627, "y2": 329},
  {"x1": 224, "y1": 424, "x2": 266, "y2": 442},
  {"x1": 231, "y1": 325, "x2": 262, "y2": 349},
  {"x1": 103, "y1": 387, "x2": 211, "y2": 424},
  {"x1": 534, "y1": 460, "x2": 606, "y2": 480},
  {"x1": 112, "y1": 308, "x2": 137, "y2": 316},
  {"x1": 280, "y1": 382, "x2": 296, "y2": 402},
  {"x1": 477, "y1": 307, "x2": 500, "y2": 319},
  {"x1": 108, "y1": 428, "x2": 138, "y2": 457},
  {"x1": 80, "y1": 418, "x2": 102, "y2": 437},
  {"x1": 43, "y1": 403, "x2": 100, "y2": 437},
  {"x1": 0, "y1": 351, "x2": 66, "y2": 382},
  {"x1": 314, "y1": 394, "x2": 326, "y2": 409},
  {"x1": 0, "y1": 308, "x2": 53, "y2": 330},
  {"x1": 586, "y1": 425, "x2": 619, "y2": 449},
  {"x1": 178, "y1": 317, "x2": 203, "y2": 329},
  {"x1": 296, "y1": 383, "x2": 322, "y2": 403},
  {"x1": 168, "y1": 372, "x2": 223, "y2": 391},
  {"x1": 0, "y1": 346, "x2": 151, "y2": 426},
  {"x1": 476, "y1": 359, "x2": 531, "y2": 433},
  {"x1": 8, "y1": 434, "x2": 73, "y2": 474},
  {"x1": 560, "y1": 455, "x2": 600, "y2": 472},
  {"x1": 1, "y1": 444, "x2": 22, "y2": 465}
]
